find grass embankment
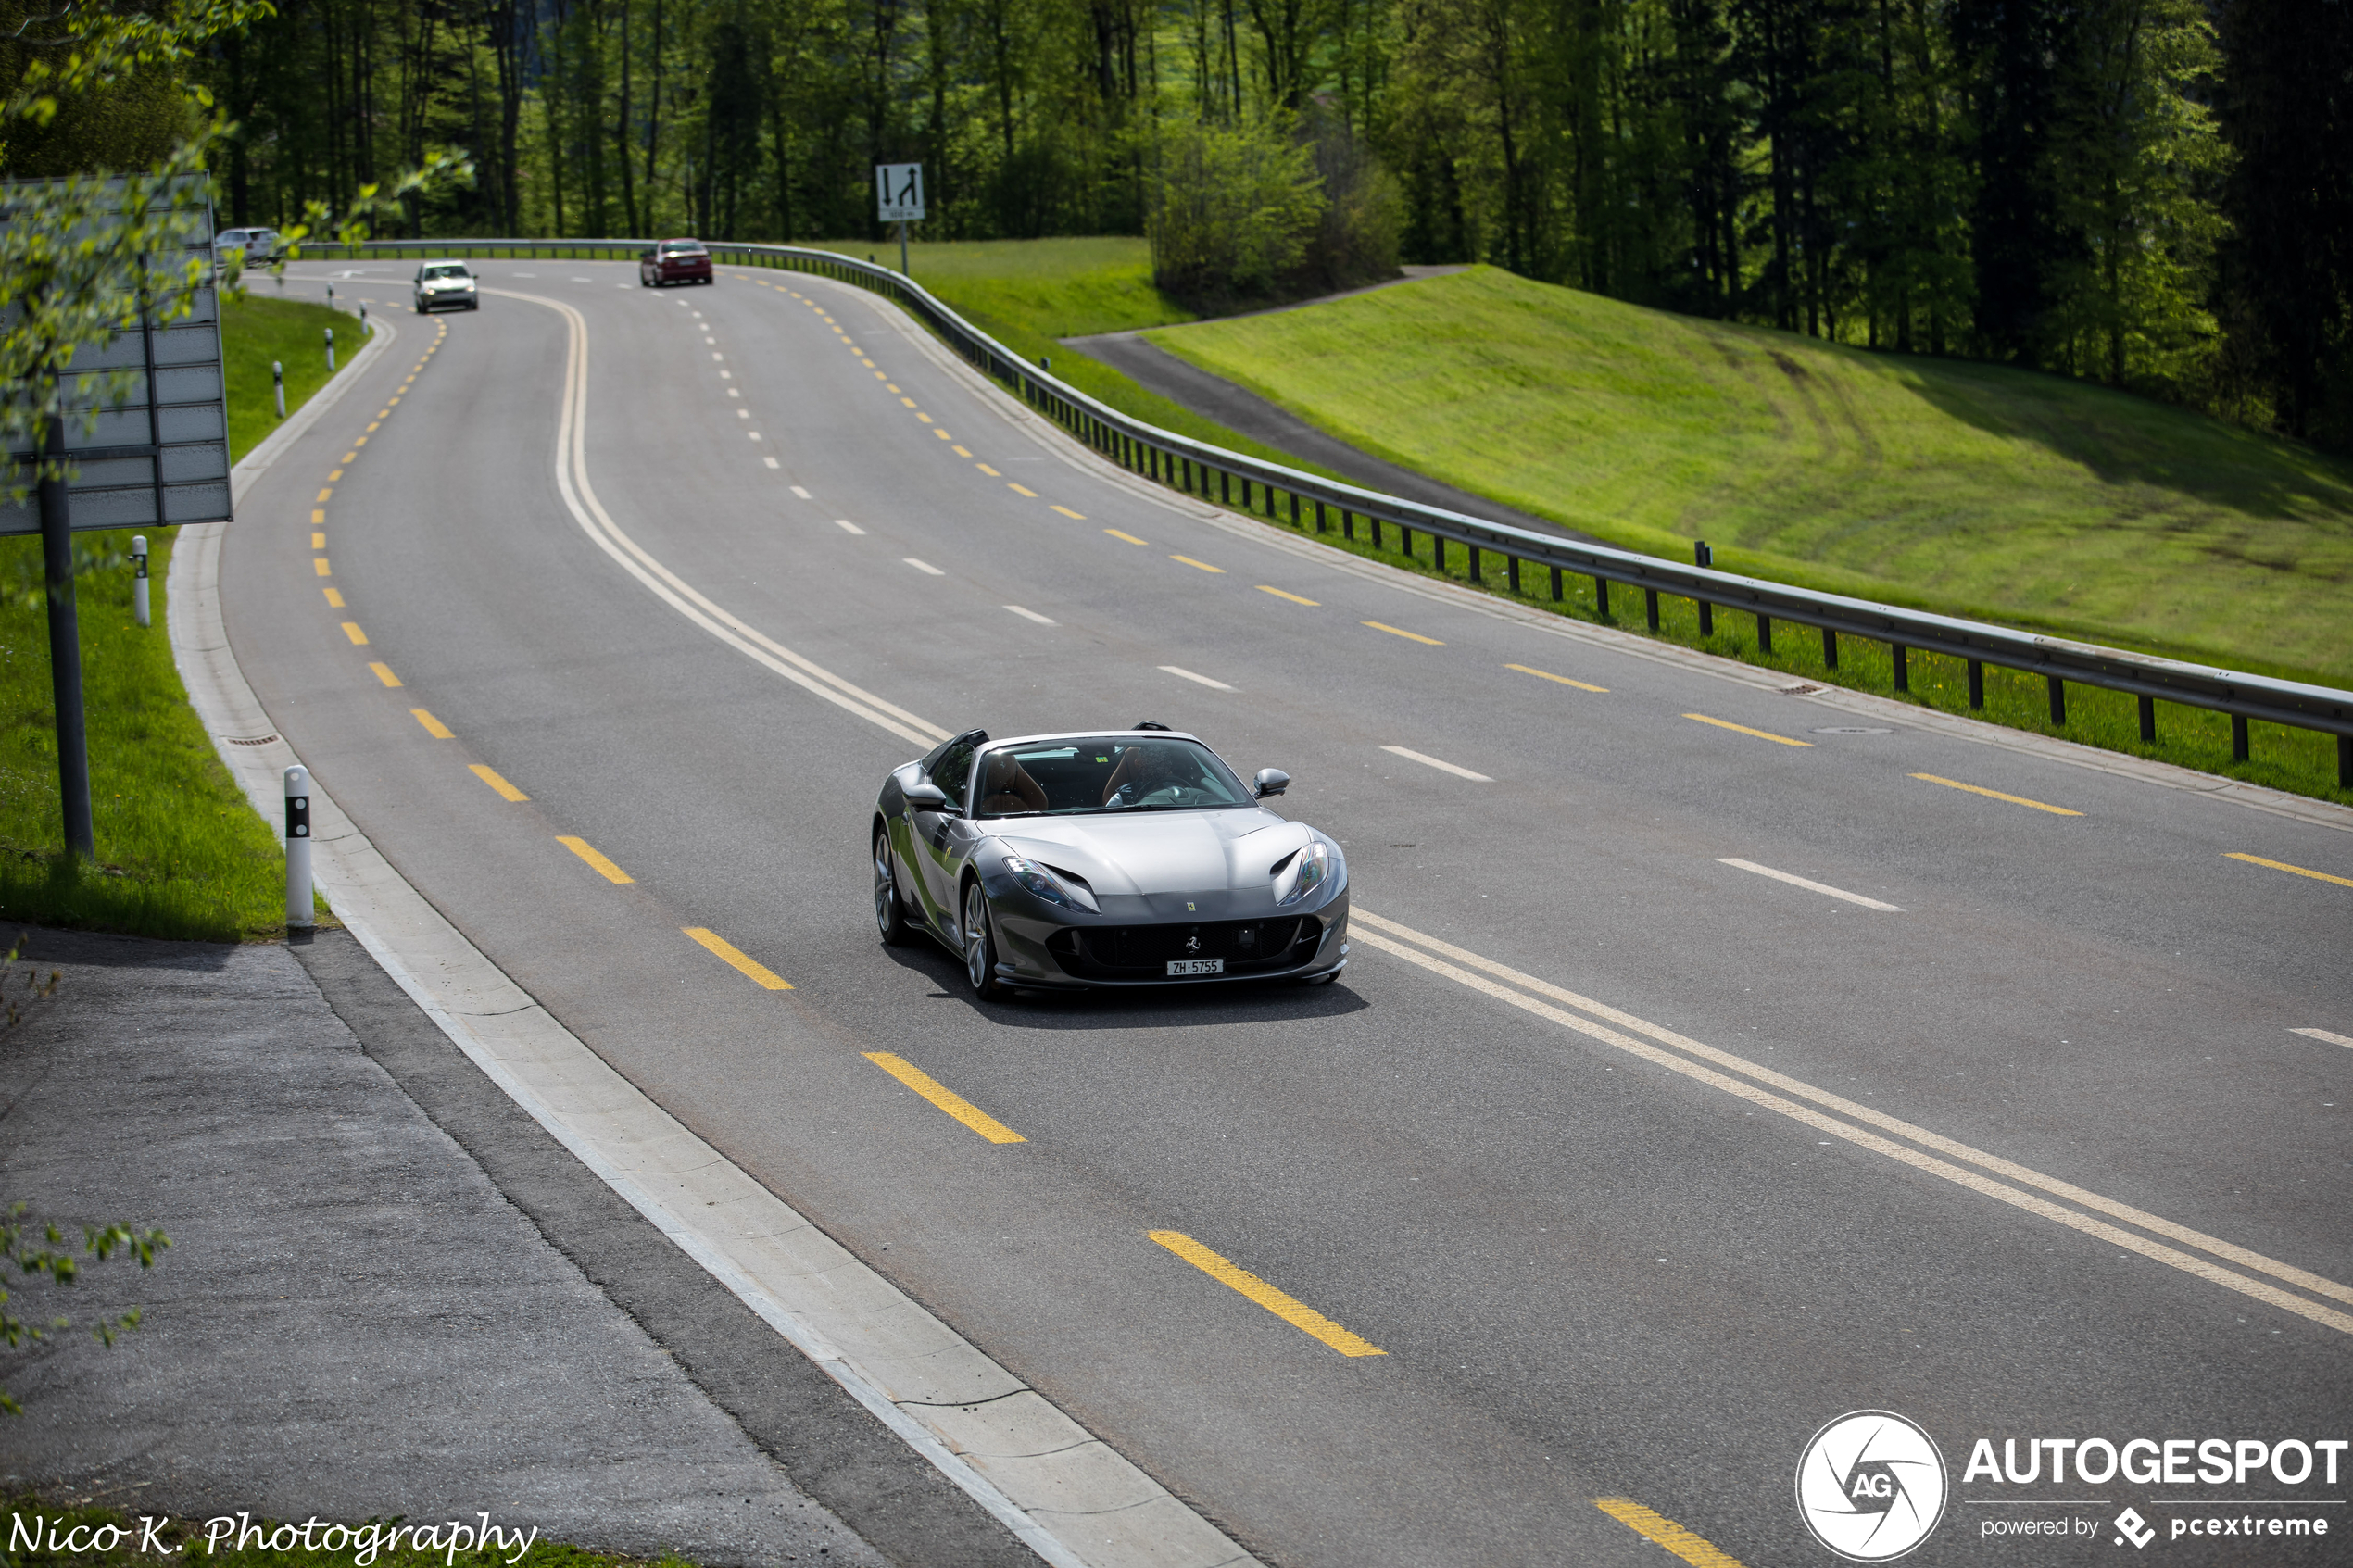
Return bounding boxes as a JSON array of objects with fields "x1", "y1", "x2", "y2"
[
  {"x1": 787, "y1": 237, "x2": 1351, "y2": 480},
  {"x1": 0, "y1": 293, "x2": 354, "y2": 939},
  {"x1": 1148, "y1": 266, "x2": 2353, "y2": 688}
]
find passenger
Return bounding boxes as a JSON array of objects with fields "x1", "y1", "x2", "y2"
[
  {"x1": 1099, "y1": 743, "x2": 1190, "y2": 806},
  {"x1": 978, "y1": 751, "x2": 1051, "y2": 816}
]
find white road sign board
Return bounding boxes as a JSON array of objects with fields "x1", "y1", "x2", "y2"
[{"x1": 876, "y1": 163, "x2": 925, "y2": 223}]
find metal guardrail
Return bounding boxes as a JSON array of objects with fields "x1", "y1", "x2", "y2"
[{"x1": 320, "y1": 237, "x2": 2353, "y2": 785}]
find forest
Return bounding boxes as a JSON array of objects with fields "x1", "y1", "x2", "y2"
[{"x1": 2, "y1": 0, "x2": 2345, "y2": 453}]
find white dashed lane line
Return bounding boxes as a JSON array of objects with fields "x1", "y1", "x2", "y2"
[
  {"x1": 1381, "y1": 746, "x2": 1492, "y2": 782},
  {"x1": 1159, "y1": 666, "x2": 1234, "y2": 691},
  {"x1": 1718, "y1": 858, "x2": 1904, "y2": 912},
  {"x1": 791, "y1": 486, "x2": 812, "y2": 499},
  {"x1": 903, "y1": 558, "x2": 946, "y2": 576},
  {"x1": 2292, "y1": 1027, "x2": 2353, "y2": 1049},
  {"x1": 1004, "y1": 605, "x2": 1056, "y2": 625},
  {"x1": 836, "y1": 521, "x2": 867, "y2": 535}
]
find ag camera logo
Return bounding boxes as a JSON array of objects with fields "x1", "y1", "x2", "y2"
[{"x1": 1797, "y1": 1411, "x2": 1949, "y2": 1561}]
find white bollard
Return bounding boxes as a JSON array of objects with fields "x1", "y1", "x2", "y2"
[
  {"x1": 131, "y1": 535, "x2": 148, "y2": 627},
  {"x1": 324, "y1": 326, "x2": 335, "y2": 371},
  {"x1": 272, "y1": 360, "x2": 285, "y2": 418},
  {"x1": 284, "y1": 765, "x2": 314, "y2": 930},
  {"x1": 359, "y1": 304, "x2": 369, "y2": 334}
]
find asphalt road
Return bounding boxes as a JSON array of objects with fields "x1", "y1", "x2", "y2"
[{"x1": 225, "y1": 261, "x2": 2353, "y2": 1568}]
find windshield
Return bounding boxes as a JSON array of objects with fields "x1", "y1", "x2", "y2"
[
  {"x1": 422, "y1": 263, "x2": 471, "y2": 280},
  {"x1": 973, "y1": 737, "x2": 1253, "y2": 819}
]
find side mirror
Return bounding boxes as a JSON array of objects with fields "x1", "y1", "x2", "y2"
[
  {"x1": 1252, "y1": 768, "x2": 1290, "y2": 799},
  {"x1": 904, "y1": 781, "x2": 949, "y2": 809}
]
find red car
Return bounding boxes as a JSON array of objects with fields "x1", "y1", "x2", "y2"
[{"x1": 639, "y1": 238, "x2": 712, "y2": 286}]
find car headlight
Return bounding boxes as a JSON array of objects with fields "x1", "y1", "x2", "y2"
[
  {"x1": 1275, "y1": 840, "x2": 1331, "y2": 907},
  {"x1": 1000, "y1": 856, "x2": 1099, "y2": 913}
]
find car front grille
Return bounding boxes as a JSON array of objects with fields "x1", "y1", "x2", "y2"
[{"x1": 1048, "y1": 917, "x2": 1320, "y2": 978}]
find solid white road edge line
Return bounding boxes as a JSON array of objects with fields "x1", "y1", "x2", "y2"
[
  {"x1": 185, "y1": 304, "x2": 1252, "y2": 1568},
  {"x1": 1380, "y1": 745, "x2": 1492, "y2": 783},
  {"x1": 1349, "y1": 908, "x2": 2353, "y2": 1329},
  {"x1": 2292, "y1": 1027, "x2": 2353, "y2": 1049},
  {"x1": 1717, "y1": 858, "x2": 1903, "y2": 911}
]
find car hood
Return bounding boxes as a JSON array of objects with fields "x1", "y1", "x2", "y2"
[{"x1": 993, "y1": 809, "x2": 1311, "y2": 910}]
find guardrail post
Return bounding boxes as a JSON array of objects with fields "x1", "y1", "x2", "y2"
[
  {"x1": 2138, "y1": 695, "x2": 2156, "y2": 743},
  {"x1": 1221, "y1": 470, "x2": 1230, "y2": 507},
  {"x1": 1549, "y1": 564, "x2": 1562, "y2": 601},
  {"x1": 1507, "y1": 555, "x2": 1520, "y2": 595},
  {"x1": 1467, "y1": 543, "x2": 1481, "y2": 583},
  {"x1": 2232, "y1": 713, "x2": 2249, "y2": 761},
  {"x1": 2338, "y1": 734, "x2": 2350, "y2": 787},
  {"x1": 1822, "y1": 628, "x2": 1839, "y2": 669},
  {"x1": 1756, "y1": 613, "x2": 1772, "y2": 653},
  {"x1": 1644, "y1": 587, "x2": 1660, "y2": 631},
  {"x1": 1594, "y1": 577, "x2": 1610, "y2": 619},
  {"x1": 1697, "y1": 597, "x2": 1713, "y2": 636},
  {"x1": 1892, "y1": 644, "x2": 1908, "y2": 692},
  {"x1": 2046, "y1": 674, "x2": 2067, "y2": 724},
  {"x1": 1432, "y1": 535, "x2": 1447, "y2": 573},
  {"x1": 1967, "y1": 659, "x2": 1984, "y2": 709},
  {"x1": 1315, "y1": 500, "x2": 1327, "y2": 534},
  {"x1": 1341, "y1": 508, "x2": 1353, "y2": 540},
  {"x1": 1289, "y1": 493, "x2": 1301, "y2": 529},
  {"x1": 1692, "y1": 543, "x2": 1713, "y2": 636}
]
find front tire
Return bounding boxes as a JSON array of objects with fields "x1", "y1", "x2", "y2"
[
  {"x1": 963, "y1": 881, "x2": 1005, "y2": 999},
  {"x1": 875, "y1": 831, "x2": 912, "y2": 947}
]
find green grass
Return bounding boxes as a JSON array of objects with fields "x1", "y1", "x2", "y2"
[
  {"x1": 5, "y1": 1494, "x2": 701, "y2": 1568},
  {"x1": 781, "y1": 237, "x2": 1354, "y2": 482},
  {"x1": 1144, "y1": 265, "x2": 2353, "y2": 689},
  {"x1": 0, "y1": 291, "x2": 356, "y2": 940},
  {"x1": 220, "y1": 290, "x2": 353, "y2": 461}
]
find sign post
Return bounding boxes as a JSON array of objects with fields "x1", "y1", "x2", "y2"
[
  {"x1": 3, "y1": 178, "x2": 232, "y2": 860},
  {"x1": 876, "y1": 162, "x2": 925, "y2": 275}
]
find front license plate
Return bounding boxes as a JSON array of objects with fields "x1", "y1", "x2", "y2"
[{"x1": 1166, "y1": 958, "x2": 1225, "y2": 976}]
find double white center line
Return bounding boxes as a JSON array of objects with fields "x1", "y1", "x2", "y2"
[{"x1": 1351, "y1": 908, "x2": 2353, "y2": 1337}]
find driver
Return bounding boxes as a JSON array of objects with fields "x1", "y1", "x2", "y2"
[
  {"x1": 978, "y1": 750, "x2": 1051, "y2": 816},
  {"x1": 1099, "y1": 742, "x2": 1192, "y2": 806}
]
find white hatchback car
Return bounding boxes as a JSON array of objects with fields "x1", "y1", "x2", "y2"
[{"x1": 413, "y1": 261, "x2": 480, "y2": 313}]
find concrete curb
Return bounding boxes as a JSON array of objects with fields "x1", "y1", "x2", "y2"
[
  {"x1": 826, "y1": 271, "x2": 2353, "y2": 839},
  {"x1": 173, "y1": 300, "x2": 1256, "y2": 1568}
]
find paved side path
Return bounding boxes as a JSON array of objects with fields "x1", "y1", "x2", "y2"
[{"x1": 0, "y1": 928, "x2": 1034, "y2": 1568}]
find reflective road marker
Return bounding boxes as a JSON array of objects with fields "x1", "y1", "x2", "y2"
[
  {"x1": 1909, "y1": 772, "x2": 2081, "y2": 815},
  {"x1": 1684, "y1": 712, "x2": 1810, "y2": 747},
  {"x1": 1147, "y1": 1230, "x2": 1385, "y2": 1357},
  {"x1": 1595, "y1": 1499, "x2": 1746, "y2": 1568},
  {"x1": 558, "y1": 836, "x2": 635, "y2": 884},
  {"x1": 1382, "y1": 746, "x2": 1492, "y2": 782},
  {"x1": 2226, "y1": 851, "x2": 2353, "y2": 889},
  {"x1": 864, "y1": 1052, "x2": 1024, "y2": 1143},
  {"x1": 1718, "y1": 859, "x2": 1903, "y2": 911},
  {"x1": 685, "y1": 927, "x2": 793, "y2": 990}
]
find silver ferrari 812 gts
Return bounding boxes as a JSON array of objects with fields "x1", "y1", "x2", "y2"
[{"x1": 872, "y1": 724, "x2": 1349, "y2": 997}]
